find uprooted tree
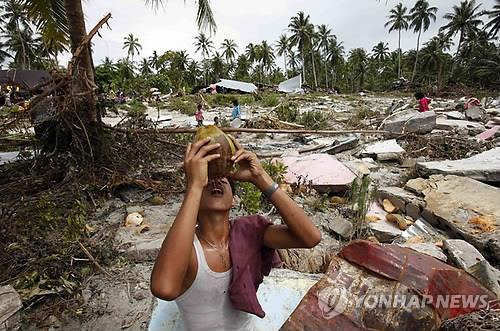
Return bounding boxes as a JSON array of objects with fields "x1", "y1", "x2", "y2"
[{"x1": 25, "y1": 0, "x2": 217, "y2": 168}]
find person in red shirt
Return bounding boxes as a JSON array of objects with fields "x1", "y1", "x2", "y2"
[{"x1": 415, "y1": 91, "x2": 431, "y2": 112}]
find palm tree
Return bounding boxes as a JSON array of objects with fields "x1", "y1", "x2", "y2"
[
  {"x1": 139, "y1": 57, "x2": 152, "y2": 76},
  {"x1": 307, "y1": 23, "x2": 319, "y2": 88},
  {"x1": 194, "y1": 32, "x2": 214, "y2": 84},
  {"x1": 327, "y1": 38, "x2": 344, "y2": 87},
  {"x1": 194, "y1": 32, "x2": 214, "y2": 59},
  {"x1": 484, "y1": 0, "x2": 500, "y2": 39},
  {"x1": 385, "y1": 2, "x2": 410, "y2": 79},
  {"x1": 409, "y1": 0, "x2": 438, "y2": 81},
  {"x1": 245, "y1": 43, "x2": 259, "y2": 65},
  {"x1": 149, "y1": 50, "x2": 160, "y2": 71},
  {"x1": 348, "y1": 48, "x2": 369, "y2": 91},
  {"x1": 234, "y1": 54, "x2": 251, "y2": 80},
  {"x1": 22, "y1": 0, "x2": 217, "y2": 126},
  {"x1": 275, "y1": 34, "x2": 290, "y2": 79},
  {"x1": 289, "y1": 11, "x2": 311, "y2": 84},
  {"x1": 420, "y1": 38, "x2": 448, "y2": 85},
  {"x1": 440, "y1": 0, "x2": 483, "y2": 59},
  {"x1": 123, "y1": 33, "x2": 142, "y2": 62},
  {"x1": 259, "y1": 40, "x2": 275, "y2": 83},
  {"x1": 287, "y1": 50, "x2": 299, "y2": 75},
  {"x1": 2, "y1": 0, "x2": 32, "y2": 69},
  {"x1": 210, "y1": 51, "x2": 225, "y2": 80},
  {"x1": 372, "y1": 41, "x2": 390, "y2": 64},
  {"x1": 317, "y1": 24, "x2": 333, "y2": 87},
  {"x1": 220, "y1": 39, "x2": 238, "y2": 64}
]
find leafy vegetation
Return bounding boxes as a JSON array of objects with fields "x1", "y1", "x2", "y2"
[
  {"x1": 349, "y1": 175, "x2": 376, "y2": 240},
  {"x1": 237, "y1": 159, "x2": 288, "y2": 214},
  {"x1": 300, "y1": 111, "x2": 328, "y2": 129}
]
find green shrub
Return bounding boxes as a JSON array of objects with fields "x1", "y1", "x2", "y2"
[
  {"x1": 275, "y1": 102, "x2": 299, "y2": 123},
  {"x1": 168, "y1": 96, "x2": 197, "y2": 115},
  {"x1": 237, "y1": 159, "x2": 288, "y2": 214},
  {"x1": 300, "y1": 111, "x2": 328, "y2": 129},
  {"x1": 260, "y1": 94, "x2": 280, "y2": 107},
  {"x1": 127, "y1": 100, "x2": 147, "y2": 118}
]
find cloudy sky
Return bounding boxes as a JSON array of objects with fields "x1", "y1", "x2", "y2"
[{"x1": 63, "y1": 0, "x2": 497, "y2": 66}]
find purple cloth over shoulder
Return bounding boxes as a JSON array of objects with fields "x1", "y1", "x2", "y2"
[{"x1": 228, "y1": 215, "x2": 282, "y2": 318}]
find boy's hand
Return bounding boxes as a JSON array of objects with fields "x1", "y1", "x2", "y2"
[
  {"x1": 184, "y1": 138, "x2": 220, "y2": 190},
  {"x1": 228, "y1": 136, "x2": 273, "y2": 190}
]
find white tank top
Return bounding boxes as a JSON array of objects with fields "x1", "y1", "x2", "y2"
[{"x1": 175, "y1": 235, "x2": 255, "y2": 331}]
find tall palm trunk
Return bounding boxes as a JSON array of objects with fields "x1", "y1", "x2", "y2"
[
  {"x1": 411, "y1": 29, "x2": 422, "y2": 82},
  {"x1": 15, "y1": 21, "x2": 27, "y2": 69},
  {"x1": 65, "y1": 0, "x2": 97, "y2": 122},
  {"x1": 397, "y1": 29, "x2": 402, "y2": 79},
  {"x1": 301, "y1": 45, "x2": 306, "y2": 84},
  {"x1": 283, "y1": 49, "x2": 288, "y2": 79},
  {"x1": 451, "y1": 31, "x2": 463, "y2": 76},
  {"x1": 311, "y1": 50, "x2": 318, "y2": 89},
  {"x1": 324, "y1": 60, "x2": 329, "y2": 88}
]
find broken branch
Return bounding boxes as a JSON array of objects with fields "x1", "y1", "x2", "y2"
[{"x1": 77, "y1": 241, "x2": 112, "y2": 277}]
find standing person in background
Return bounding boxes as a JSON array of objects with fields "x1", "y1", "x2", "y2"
[
  {"x1": 415, "y1": 92, "x2": 431, "y2": 113},
  {"x1": 195, "y1": 104, "x2": 204, "y2": 127},
  {"x1": 231, "y1": 99, "x2": 241, "y2": 120}
]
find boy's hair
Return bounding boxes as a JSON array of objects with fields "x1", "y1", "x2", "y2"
[
  {"x1": 414, "y1": 92, "x2": 425, "y2": 100},
  {"x1": 232, "y1": 99, "x2": 239, "y2": 106},
  {"x1": 197, "y1": 103, "x2": 202, "y2": 110}
]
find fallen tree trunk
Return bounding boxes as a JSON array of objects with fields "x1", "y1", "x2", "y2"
[{"x1": 108, "y1": 126, "x2": 392, "y2": 136}]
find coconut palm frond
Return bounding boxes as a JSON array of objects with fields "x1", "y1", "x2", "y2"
[
  {"x1": 147, "y1": 0, "x2": 216, "y2": 33},
  {"x1": 21, "y1": 0, "x2": 69, "y2": 52}
]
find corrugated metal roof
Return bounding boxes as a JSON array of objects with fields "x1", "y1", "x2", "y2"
[
  {"x1": 278, "y1": 75, "x2": 303, "y2": 93},
  {"x1": 215, "y1": 79, "x2": 258, "y2": 93}
]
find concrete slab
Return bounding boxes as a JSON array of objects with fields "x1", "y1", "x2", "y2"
[
  {"x1": 417, "y1": 147, "x2": 500, "y2": 182},
  {"x1": 360, "y1": 139, "x2": 405, "y2": 161},
  {"x1": 476, "y1": 126, "x2": 500, "y2": 141},
  {"x1": 281, "y1": 154, "x2": 357, "y2": 193},
  {"x1": 382, "y1": 110, "x2": 436, "y2": 134},
  {"x1": 436, "y1": 118, "x2": 485, "y2": 131},
  {"x1": 444, "y1": 111, "x2": 465, "y2": 120},
  {"x1": 421, "y1": 175, "x2": 500, "y2": 264}
]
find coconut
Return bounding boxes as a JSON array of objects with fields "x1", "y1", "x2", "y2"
[{"x1": 194, "y1": 125, "x2": 236, "y2": 179}]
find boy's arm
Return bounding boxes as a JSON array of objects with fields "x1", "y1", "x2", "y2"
[
  {"x1": 229, "y1": 142, "x2": 321, "y2": 250},
  {"x1": 150, "y1": 139, "x2": 220, "y2": 301},
  {"x1": 256, "y1": 173, "x2": 322, "y2": 249}
]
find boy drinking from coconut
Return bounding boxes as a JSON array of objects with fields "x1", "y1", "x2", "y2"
[{"x1": 151, "y1": 130, "x2": 321, "y2": 330}]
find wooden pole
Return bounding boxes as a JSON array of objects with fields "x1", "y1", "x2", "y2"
[{"x1": 107, "y1": 126, "x2": 391, "y2": 136}]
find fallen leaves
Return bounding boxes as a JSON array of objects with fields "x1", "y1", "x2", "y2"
[{"x1": 469, "y1": 215, "x2": 497, "y2": 233}]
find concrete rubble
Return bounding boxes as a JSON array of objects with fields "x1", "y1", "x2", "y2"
[
  {"x1": 359, "y1": 139, "x2": 405, "y2": 161},
  {"x1": 382, "y1": 109, "x2": 437, "y2": 134},
  {"x1": 410, "y1": 175, "x2": 500, "y2": 264},
  {"x1": 417, "y1": 147, "x2": 500, "y2": 182},
  {"x1": 281, "y1": 154, "x2": 356, "y2": 193},
  {"x1": 0, "y1": 285, "x2": 22, "y2": 331}
]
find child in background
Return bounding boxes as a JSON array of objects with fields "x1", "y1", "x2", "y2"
[
  {"x1": 195, "y1": 104, "x2": 204, "y2": 126},
  {"x1": 415, "y1": 92, "x2": 431, "y2": 113},
  {"x1": 231, "y1": 99, "x2": 241, "y2": 120}
]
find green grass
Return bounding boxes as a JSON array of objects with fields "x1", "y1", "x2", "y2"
[
  {"x1": 300, "y1": 111, "x2": 329, "y2": 129},
  {"x1": 126, "y1": 100, "x2": 147, "y2": 118},
  {"x1": 168, "y1": 96, "x2": 198, "y2": 116}
]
